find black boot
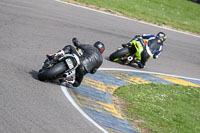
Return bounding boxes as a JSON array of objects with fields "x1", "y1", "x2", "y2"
[{"x1": 138, "y1": 62, "x2": 144, "y2": 68}]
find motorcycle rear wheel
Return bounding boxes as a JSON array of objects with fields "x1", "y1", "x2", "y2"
[
  {"x1": 38, "y1": 62, "x2": 67, "y2": 81},
  {"x1": 109, "y1": 47, "x2": 130, "y2": 61}
]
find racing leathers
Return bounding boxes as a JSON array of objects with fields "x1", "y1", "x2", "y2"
[
  {"x1": 53, "y1": 39, "x2": 103, "y2": 87},
  {"x1": 127, "y1": 34, "x2": 164, "y2": 68},
  {"x1": 72, "y1": 40, "x2": 103, "y2": 87}
]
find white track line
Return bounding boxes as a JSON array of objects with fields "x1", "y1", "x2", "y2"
[
  {"x1": 61, "y1": 86, "x2": 108, "y2": 133},
  {"x1": 61, "y1": 68, "x2": 199, "y2": 133},
  {"x1": 55, "y1": 0, "x2": 200, "y2": 38},
  {"x1": 99, "y1": 68, "x2": 200, "y2": 81}
]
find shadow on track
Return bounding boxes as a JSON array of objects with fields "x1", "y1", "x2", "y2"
[{"x1": 29, "y1": 70, "x2": 39, "y2": 80}]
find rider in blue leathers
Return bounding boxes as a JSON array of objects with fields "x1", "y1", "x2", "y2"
[{"x1": 123, "y1": 32, "x2": 167, "y2": 68}]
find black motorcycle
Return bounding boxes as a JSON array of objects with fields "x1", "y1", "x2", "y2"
[{"x1": 38, "y1": 48, "x2": 82, "y2": 82}]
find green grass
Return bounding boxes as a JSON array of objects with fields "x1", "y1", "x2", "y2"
[
  {"x1": 73, "y1": 0, "x2": 200, "y2": 34},
  {"x1": 113, "y1": 83, "x2": 200, "y2": 133}
]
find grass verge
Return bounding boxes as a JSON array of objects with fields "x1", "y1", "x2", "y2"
[
  {"x1": 113, "y1": 83, "x2": 200, "y2": 133},
  {"x1": 63, "y1": 0, "x2": 200, "y2": 35}
]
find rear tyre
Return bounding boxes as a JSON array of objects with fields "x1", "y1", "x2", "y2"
[
  {"x1": 38, "y1": 62, "x2": 67, "y2": 81},
  {"x1": 109, "y1": 47, "x2": 130, "y2": 61}
]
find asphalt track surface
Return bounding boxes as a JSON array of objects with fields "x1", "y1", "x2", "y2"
[{"x1": 0, "y1": 0, "x2": 200, "y2": 133}]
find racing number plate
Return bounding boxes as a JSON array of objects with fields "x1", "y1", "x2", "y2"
[{"x1": 66, "y1": 58, "x2": 74, "y2": 69}]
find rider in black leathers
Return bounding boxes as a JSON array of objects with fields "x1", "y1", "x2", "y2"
[{"x1": 48, "y1": 38, "x2": 105, "y2": 87}]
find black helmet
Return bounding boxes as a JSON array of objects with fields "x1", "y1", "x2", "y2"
[
  {"x1": 156, "y1": 32, "x2": 167, "y2": 42},
  {"x1": 94, "y1": 41, "x2": 105, "y2": 54}
]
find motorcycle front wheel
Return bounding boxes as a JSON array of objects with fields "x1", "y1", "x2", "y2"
[
  {"x1": 38, "y1": 62, "x2": 67, "y2": 81},
  {"x1": 109, "y1": 47, "x2": 131, "y2": 61}
]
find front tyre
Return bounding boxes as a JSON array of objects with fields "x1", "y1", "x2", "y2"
[
  {"x1": 109, "y1": 47, "x2": 130, "y2": 61},
  {"x1": 38, "y1": 62, "x2": 67, "y2": 81}
]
